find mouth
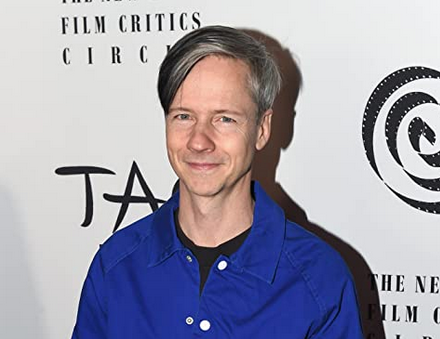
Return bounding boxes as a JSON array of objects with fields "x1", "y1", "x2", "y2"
[{"x1": 187, "y1": 162, "x2": 220, "y2": 171}]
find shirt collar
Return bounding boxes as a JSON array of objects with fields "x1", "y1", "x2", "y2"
[{"x1": 147, "y1": 181, "x2": 285, "y2": 284}]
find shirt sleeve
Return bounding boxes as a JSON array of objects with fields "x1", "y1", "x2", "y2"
[
  {"x1": 71, "y1": 251, "x2": 107, "y2": 339},
  {"x1": 311, "y1": 273, "x2": 364, "y2": 338}
]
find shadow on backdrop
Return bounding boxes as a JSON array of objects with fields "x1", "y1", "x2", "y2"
[
  {"x1": 245, "y1": 28, "x2": 385, "y2": 339},
  {"x1": 0, "y1": 186, "x2": 46, "y2": 339}
]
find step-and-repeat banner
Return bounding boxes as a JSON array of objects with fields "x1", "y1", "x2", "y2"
[{"x1": 2, "y1": 1, "x2": 439, "y2": 338}]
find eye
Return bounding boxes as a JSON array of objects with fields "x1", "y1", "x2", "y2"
[
  {"x1": 176, "y1": 113, "x2": 190, "y2": 120},
  {"x1": 220, "y1": 116, "x2": 235, "y2": 123}
]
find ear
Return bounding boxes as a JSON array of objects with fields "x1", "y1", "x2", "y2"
[{"x1": 255, "y1": 109, "x2": 273, "y2": 151}]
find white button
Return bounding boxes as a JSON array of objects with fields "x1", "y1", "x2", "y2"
[
  {"x1": 186, "y1": 255, "x2": 193, "y2": 263},
  {"x1": 185, "y1": 316, "x2": 194, "y2": 325},
  {"x1": 217, "y1": 260, "x2": 227, "y2": 271},
  {"x1": 199, "y1": 319, "x2": 211, "y2": 331}
]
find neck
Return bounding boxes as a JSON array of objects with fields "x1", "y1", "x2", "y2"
[{"x1": 178, "y1": 179, "x2": 254, "y2": 247}]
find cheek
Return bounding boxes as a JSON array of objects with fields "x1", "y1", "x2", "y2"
[
  {"x1": 165, "y1": 135, "x2": 183, "y2": 168},
  {"x1": 233, "y1": 126, "x2": 258, "y2": 152},
  {"x1": 223, "y1": 133, "x2": 257, "y2": 162},
  {"x1": 166, "y1": 126, "x2": 185, "y2": 150}
]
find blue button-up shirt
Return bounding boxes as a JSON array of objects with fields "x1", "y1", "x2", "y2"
[{"x1": 72, "y1": 182, "x2": 363, "y2": 338}]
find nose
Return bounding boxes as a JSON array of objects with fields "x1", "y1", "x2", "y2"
[{"x1": 187, "y1": 121, "x2": 215, "y2": 153}]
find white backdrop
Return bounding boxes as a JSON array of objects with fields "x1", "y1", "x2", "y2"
[{"x1": 1, "y1": 1, "x2": 440, "y2": 338}]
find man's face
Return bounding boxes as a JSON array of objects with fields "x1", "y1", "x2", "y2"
[{"x1": 166, "y1": 55, "x2": 272, "y2": 198}]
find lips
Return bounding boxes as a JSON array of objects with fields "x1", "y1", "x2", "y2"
[{"x1": 187, "y1": 162, "x2": 220, "y2": 171}]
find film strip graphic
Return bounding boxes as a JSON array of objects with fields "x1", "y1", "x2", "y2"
[{"x1": 362, "y1": 66, "x2": 440, "y2": 213}]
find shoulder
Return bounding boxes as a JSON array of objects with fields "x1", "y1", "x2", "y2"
[
  {"x1": 94, "y1": 212, "x2": 157, "y2": 274},
  {"x1": 283, "y1": 220, "x2": 350, "y2": 275},
  {"x1": 282, "y1": 220, "x2": 355, "y2": 314}
]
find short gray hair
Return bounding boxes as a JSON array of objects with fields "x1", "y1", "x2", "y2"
[{"x1": 157, "y1": 25, "x2": 282, "y2": 121}]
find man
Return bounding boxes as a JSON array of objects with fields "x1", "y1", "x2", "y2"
[{"x1": 72, "y1": 26, "x2": 363, "y2": 338}]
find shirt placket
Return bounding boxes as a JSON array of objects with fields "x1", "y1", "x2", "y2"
[{"x1": 190, "y1": 255, "x2": 232, "y2": 338}]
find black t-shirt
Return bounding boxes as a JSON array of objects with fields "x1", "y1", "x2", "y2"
[{"x1": 174, "y1": 211, "x2": 251, "y2": 295}]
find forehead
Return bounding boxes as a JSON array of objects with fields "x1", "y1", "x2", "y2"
[{"x1": 170, "y1": 55, "x2": 256, "y2": 114}]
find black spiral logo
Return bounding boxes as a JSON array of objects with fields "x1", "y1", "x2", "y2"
[{"x1": 363, "y1": 66, "x2": 440, "y2": 213}]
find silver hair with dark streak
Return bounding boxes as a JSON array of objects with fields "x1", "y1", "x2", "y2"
[{"x1": 157, "y1": 25, "x2": 282, "y2": 121}]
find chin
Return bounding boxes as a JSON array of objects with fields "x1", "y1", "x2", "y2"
[{"x1": 180, "y1": 178, "x2": 224, "y2": 197}]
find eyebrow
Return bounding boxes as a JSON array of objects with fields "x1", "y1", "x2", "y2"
[
  {"x1": 212, "y1": 109, "x2": 243, "y2": 116},
  {"x1": 168, "y1": 107, "x2": 244, "y2": 116},
  {"x1": 168, "y1": 106, "x2": 196, "y2": 114}
]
